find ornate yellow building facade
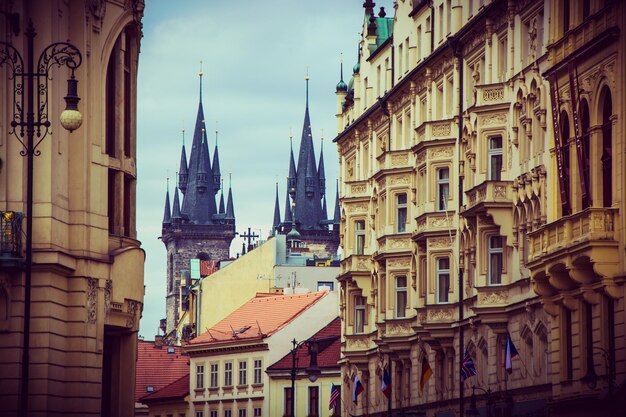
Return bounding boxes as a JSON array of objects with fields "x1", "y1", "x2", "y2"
[
  {"x1": 0, "y1": 1, "x2": 145, "y2": 416},
  {"x1": 334, "y1": 1, "x2": 624, "y2": 416}
]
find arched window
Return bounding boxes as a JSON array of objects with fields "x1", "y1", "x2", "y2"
[
  {"x1": 560, "y1": 111, "x2": 571, "y2": 216},
  {"x1": 580, "y1": 100, "x2": 591, "y2": 209},
  {"x1": 600, "y1": 88, "x2": 613, "y2": 207}
]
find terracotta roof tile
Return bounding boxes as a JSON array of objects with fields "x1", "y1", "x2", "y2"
[
  {"x1": 135, "y1": 340, "x2": 189, "y2": 401},
  {"x1": 140, "y1": 373, "x2": 189, "y2": 402},
  {"x1": 267, "y1": 317, "x2": 340, "y2": 371},
  {"x1": 188, "y1": 291, "x2": 329, "y2": 346}
]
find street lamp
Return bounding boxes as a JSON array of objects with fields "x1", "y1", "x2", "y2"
[
  {"x1": 466, "y1": 386, "x2": 495, "y2": 417},
  {"x1": 290, "y1": 337, "x2": 321, "y2": 417},
  {"x1": 0, "y1": 16, "x2": 82, "y2": 417}
]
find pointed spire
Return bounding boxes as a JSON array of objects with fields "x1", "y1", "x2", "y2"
[
  {"x1": 178, "y1": 129, "x2": 188, "y2": 194},
  {"x1": 322, "y1": 194, "x2": 328, "y2": 221},
  {"x1": 197, "y1": 134, "x2": 209, "y2": 192},
  {"x1": 272, "y1": 182, "x2": 281, "y2": 234},
  {"x1": 336, "y1": 53, "x2": 348, "y2": 92},
  {"x1": 225, "y1": 173, "x2": 235, "y2": 221},
  {"x1": 318, "y1": 134, "x2": 326, "y2": 197},
  {"x1": 212, "y1": 124, "x2": 221, "y2": 193},
  {"x1": 172, "y1": 186, "x2": 182, "y2": 222},
  {"x1": 219, "y1": 179, "x2": 226, "y2": 214},
  {"x1": 305, "y1": 65, "x2": 310, "y2": 110},
  {"x1": 163, "y1": 178, "x2": 172, "y2": 224},
  {"x1": 284, "y1": 189, "x2": 292, "y2": 223},
  {"x1": 198, "y1": 61, "x2": 203, "y2": 102},
  {"x1": 333, "y1": 179, "x2": 341, "y2": 227}
]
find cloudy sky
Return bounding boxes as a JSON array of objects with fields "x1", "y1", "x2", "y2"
[{"x1": 136, "y1": 1, "x2": 393, "y2": 337}]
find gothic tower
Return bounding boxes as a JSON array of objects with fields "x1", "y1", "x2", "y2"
[
  {"x1": 272, "y1": 75, "x2": 340, "y2": 258},
  {"x1": 161, "y1": 73, "x2": 236, "y2": 336}
]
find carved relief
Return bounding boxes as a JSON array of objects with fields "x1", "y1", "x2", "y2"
[
  {"x1": 430, "y1": 216, "x2": 453, "y2": 229},
  {"x1": 348, "y1": 203, "x2": 369, "y2": 213},
  {"x1": 482, "y1": 87, "x2": 504, "y2": 102},
  {"x1": 87, "y1": 278, "x2": 98, "y2": 324},
  {"x1": 387, "y1": 258, "x2": 410, "y2": 268},
  {"x1": 481, "y1": 112, "x2": 508, "y2": 126},
  {"x1": 126, "y1": 300, "x2": 139, "y2": 328},
  {"x1": 494, "y1": 185, "x2": 507, "y2": 198},
  {"x1": 347, "y1": 336, "x2": 370, "y2": 349},
  {"x1": 416, "y1": 150, "x2": 426, "y2": 166},
  {"x1": 432, "y1": 122, "x2": 451, "y2": 137},
  {"x1": 478, "y1": 291, "x2": 509, "y2": 305},
  {"x1": 428, "y1": 308, "x2": 454, "y2": 322},
  {"x1": 389, "y1": 175, "x2": 410, "y2": 186},
  {"x1": 104, "y1": 279, "x2": 112, "y2": 316},
  {"x1": 351, "y1": 184, "x2": 366, "y2": 194},
  {"x1": 429, "y1": 146, "x2": 454, "y2": 159},
  {"x1": 391, "y1": 153, "x2": 409, "y2": 167},
  {"x1": 386, "y1": 322, "x2": 412, "y2": 336},
  {"x1": 428, "y1": 237, "x2": 452, "y2": 248}
]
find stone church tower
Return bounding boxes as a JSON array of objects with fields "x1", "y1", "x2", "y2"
[
  {"x1": 271, "y1": 76, "x2": 340, "y2": 258},
  {"x1": 161, "y1": 74, "x2": 236, "y2": 336}
]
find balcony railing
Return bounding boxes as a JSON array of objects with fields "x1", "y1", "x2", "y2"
[
  {"x1": 528, "y1": 207, "x2": 617, "y2": 263},
  {"x1": 474, "y1": 82, "x2": 510, "y2": 108},
  {"x1": 461, "y1": 180, "x2": 514, "y2": 215},
  {"x1": 0, "y1": 211, "x2": 24, "y2": 266},
  {"x1": 340, "y1": 255, "x2": 372, "y2": 275}
]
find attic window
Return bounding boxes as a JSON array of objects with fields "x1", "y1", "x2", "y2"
[
  {"x1": 146, "y1": 386, "x2": 155, "y2": 392},
  {"x1": 167, "y1": 347, "x2": 175, "y2": 354}
]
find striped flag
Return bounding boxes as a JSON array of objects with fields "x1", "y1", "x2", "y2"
[
  {"x1": 352, "y1": 373, "x2": 364, "y2": 404},
  {"x1": 505, "y1": 333, "x2": 519, "y2": 374},
  {"x1": 381, "y1": 366, "x2": 391, "y2": 399},
  {"x1": 460, "y1": 349, "x2": 477, "y2": 382},
  {"x1": 329, "y1": 383, "x2": 340, "y2": 410},
  {"x1": 419, "y1": 354, "x2": 433, "y2": 392}
]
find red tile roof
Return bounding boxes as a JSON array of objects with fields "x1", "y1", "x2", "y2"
[
  {"x1": 135, "y1": 340, "x2": 189, "y2": 401},
  {"x1": 140, "y1": 373, "x2": 189, "y2": 403},
  {"x1": 188, "y1": 291, "x2": 329, "y2": 347},
  {"x1": 267, "y1": 317, "x2": 340, "y2": 371}
]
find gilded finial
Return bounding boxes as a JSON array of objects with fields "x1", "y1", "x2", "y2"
[
  {"x1": 199, "y1": 60, "x2": 203, "y2": 77},
  {"x1": 305, "y1": 65, "x2": 310, "y2": 81}
]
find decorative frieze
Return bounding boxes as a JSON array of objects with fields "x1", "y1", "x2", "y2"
[
  {"x1": 385, "y1": 322, "x2": 412, "y2": 336},
  {"x1": 348, "y1": 202, "x2": 369, "y2": 213},
  {"x1": 387, "y1": 257, "x2": 410, "y2": 269},
  {"x1": 388, "y1": 175, "x2": 410, "y2": 186},
  {"x1": 87, "y1": 278, "x2": 98, "y2": 324},
  {"x1": 480, "y1": 112, "x2": 508, "y2": 126},
  {"x1": 429, "y1": 146, "x2": 454, "y2": 159}
]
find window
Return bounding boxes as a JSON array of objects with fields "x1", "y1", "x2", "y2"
[
  {"x1": 239, "y1": 360, "x2": 247, "y2": 386},
  {"x1": 210, "y1": 363, "x2": 219, "y2": 387},
  {"x1": 564, "y1": 307, "x2": 573, "y2": 379},
  {"x1": 354, "y1": 295, "x2": 366, "y2": 333},
  {"x1": 196, "y1": 412, "x2": 204, "y2": 417},
  {"x1": 224, "y1": 362, "x2": 233, "y2": 387},
  {"x1": 488, "y1": 136, "x2": 503, "y2": 180},
  {"x1": 396, "y1": 193, "x2": 407, "y2": 233},
  {"x1": 581, "y1": 101, "x2": 591, "y2": 209},
  {"x1": 417, "y1": 25, "x2": 422, "y2": 61},
  {"x1": 253, "y1": 359, "x2": 263, "y2": 384},
  {"x1": 238, "y1": 410, "x2": 246, "y2": 417},
  {"x1": 196, "y1": 364, "x2": 204, "y2": 389},
  {"x1": 498, "y1": 36, "x2": 507, "y2": 81},
  {"x1": 308, "y1": 386, "x2": 319, "y2": 417},
  {"x1": 601, "y1": 89, "x2": 613, "y2": 207},
  {"x1": 284, "y1": 387, "x2": 293, "y2": 417},
  {"x1": 253, "y1": 408, "x2": 262, "y2": 417},
  {"x1": 224, "y1": 410, "x2": 232, "y2": 417},
  {"x1": 437, "y1": 168, "x2": 449, "y2": 211},
  {"x1": 436, "y1": 258, "x2": 450, "y2": 303},
  {"x1": 488, "y1": 236, "x2": 503, "y2": 285},
  {"x1": 395, "y1": 276, "x2": 407, "y2": 318},
  {"x1": 210, "y1": 412, "x2": 217, "y2": 417},
  {"x1": 355, "y1": 220, "x2": 365, "y2": 255},
  {"x1": 563, "y1": 0, "x2": 570, "y2": 34},
  {"x1": 317, "y1": 281, "x2": 334, "y2": 291}
]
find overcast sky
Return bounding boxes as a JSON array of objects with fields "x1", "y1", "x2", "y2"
[{"x1": 136, "y1": 1, "x2": 393, "y2": 337}]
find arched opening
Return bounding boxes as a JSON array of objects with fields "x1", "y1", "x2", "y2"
[
  {"x1": 580, "y1": 100, "x2": 591, "y2": 209},
  {"x1": 600, "y1": 88, "x2": 613, "y2": 207}
]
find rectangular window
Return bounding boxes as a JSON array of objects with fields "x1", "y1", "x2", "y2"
[
  {"x1": 238, "y1": 410, "x2": 246, "y2": 417},
  {"x1": 437, "y1": 168, "x2": 450, "y2": 211},
  {"x1": 284, "y1": 387, "x2": 293, "y2": 417},
  {"x1": 105, "y1": 50, "x2": 117, "y2": 158},
  {"x1": 239, "y1": 360, "x2": 247, "y2": 386},
  {"x1": 210, "y1": 412, "x2": 218, "y2": 417},
  {"x1": 437, "y1": 258, "x2": 450, "y2": 303},
  {"x1": 488, "y1": 236, "x2": 503, "y2": 285},
  {"x1": 123, "y1": 174, "x2": 133, "y2": 237},
  {"x1": 354, "y1": 295, "x2": 366, "y2": 334},
  {"x1": 196, "y1": 412, "x2": 204, "y2": 417},
  {"x1": 488, "y1": 136, "x2": 503, "y2": 180},
  {"x1": 396, "y1": 193, "x2": 407, "y2": 233},
  {"x1": 395, "y1": 276, "x2": 407, "y2": 318},
  {"x1": 253, "y1": 408, "x2": 262, "y2": 417},
  {"x1": 224, "y1": 362, "x2": 233, "y2": 387},
  {"x1": 398, "y1": 43, "x2": 403, "y2": 76},
  {"x1": 196, "y1": 364, "x2": 204, "y2": 389},
  {"x1": 355, "y1": 220, "x2": 365, "y2": 255},
  {"x1": 564, "y1": 307, "x2": 573, "y2": 379},
  {"x1": 438, "y1": 4, "x2": 444, "y2": 42},
  {"x1": 253, "y1": 359, "x2": 263, "y2": 384},
  {"x1": 498, "y1": 36, "x2": 507, "y2": 81},
  {"x1": 446, "y1": 0, "x2": 451, "y2": 34},
  {"x1": 108, "y1": 169, "x2": 117, "y2": 234},
  {"x1": 224, "y1": 411, "x2": 232, "y2": 417},
  {"x1": 210, "y1": 363, "x2": 219, "y2": 387},
  {"x1": 417, "y1": 25, "x2": 422, "y2": 61},
  {"x1": 308, "y1": 386, "x2": 320, "y2": 417},
  {"x1": 317, "y1": 281, "x2": 334, "y2": 291}
]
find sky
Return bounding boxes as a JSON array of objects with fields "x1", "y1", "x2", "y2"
[{"x1": 136, "y1": 1, "x2": 393, "y2": 338}]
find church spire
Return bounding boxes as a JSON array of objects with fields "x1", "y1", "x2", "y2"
[
  {"x1": 284, "y1": 189, "x2": 292, "y2": 224},
  {"x1": 287, "y1": 132, "x2": 297, "y2": 198},
  {"x1": 272, "y1": 182, "x2": 281, "y2": 235},
  {"x1": 172, "y1": 186, "x2": 182, "y2": 223},
  {"x1": 318, "y1": 134, "x2": 326, "y2": 198},
  {"x1": 219, "y1": 179, "x2": 225, "y2": 214},
  {"x1": 163, "y1": 178, "x2": 172, "y2": 224},
  {"x1": 212, "y1": 124, "x2": 221, "y2": 194},
  {"x1": 333, "y1": 179, "x2": 341, "y2": 229},
  {"x1": 178, "y1": 129, "x2": 188, "y2": 194},
  {"x1": 225, "y1": 173, "x2": 235, "y2": 222}
]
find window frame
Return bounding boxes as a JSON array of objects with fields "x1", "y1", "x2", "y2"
[
  {"x1": 196, "y1": 364, "x2": 205, "y2": 389},
  {"x1": 355, "y1": 220, "x2": 366, "y2": 255},
  {"x1": 436, "y1": 257, "x2": 450, "y2": 303},
  {"x1": 395, "y1": 275, "x2": 408, "y2": 318},
  {"x1": 253, "y1": 359, "x2": 263, "y2": 385},
  {"x1": 308, "y1": 386, "x2": 320, "y2": 417},
  {"x1": 354, "y1": 295, "x2": 366, "y2": 334},
  {"x1": 437, "y1": 167, "x2": 450, "y2": 211},
  {"x1": 396, "y1": 193, "x2": 408, "y2": 233},
  {"x1": 238, "y1": 360, "x2": 248, "y2": 386},
  {"x1": 224, "y1": 361, "x2": 233, "y2": 387},
  {"x1": 488, "y1": 236, "x2": 503, "y2": 285},
  {"x1": 210, "y1": 362, "x2": 219, "y2": 388},
  {"x1": 488, "y1": 136, "x2": 503, "y2": 180}
]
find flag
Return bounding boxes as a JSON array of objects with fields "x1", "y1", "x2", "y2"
[
  {"x1": 352, "y1": 373, "x2": 364, "y2": 404},
  {"x1": 329, "y1": 383, "x2": 340, "y2": 410},
  {"x1": 505, "y1": 333, "x2": 519, "y2": 374},
  {"x1": 460, "y1": 349, "x2": 477, "y2": 382},
  {"x1": 381, "y1": 366, "x2": 391, "y2": 399},
  {"x1": 419, "y1": 354, "x2": 433, "y2": 392}
]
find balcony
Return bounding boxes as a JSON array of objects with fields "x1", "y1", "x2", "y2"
[
  {"x1": 527, "y1": 207, "x2": 620, "y2": 297},
  {"x1": 376, "y1": 150, "x2": 411, "y2": 172},
  {"x1": 413, "y1": 211, "x2": 455, "y2": 243},
  {"x1": 345, "y1": 180, "x2": 369, "y2": 198},
  {"x1": 340, "y1": 255, "x2": 372, "y2": 275},
  {"x1": 473, "y1": 82, "x2": 510, "y2": 108},
  {"x1": 0, "y1": 211, "x2": 24, "y2": 269},
  {"x1": 415, "y1": 118, "x2": 456, "y2": 144}
]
